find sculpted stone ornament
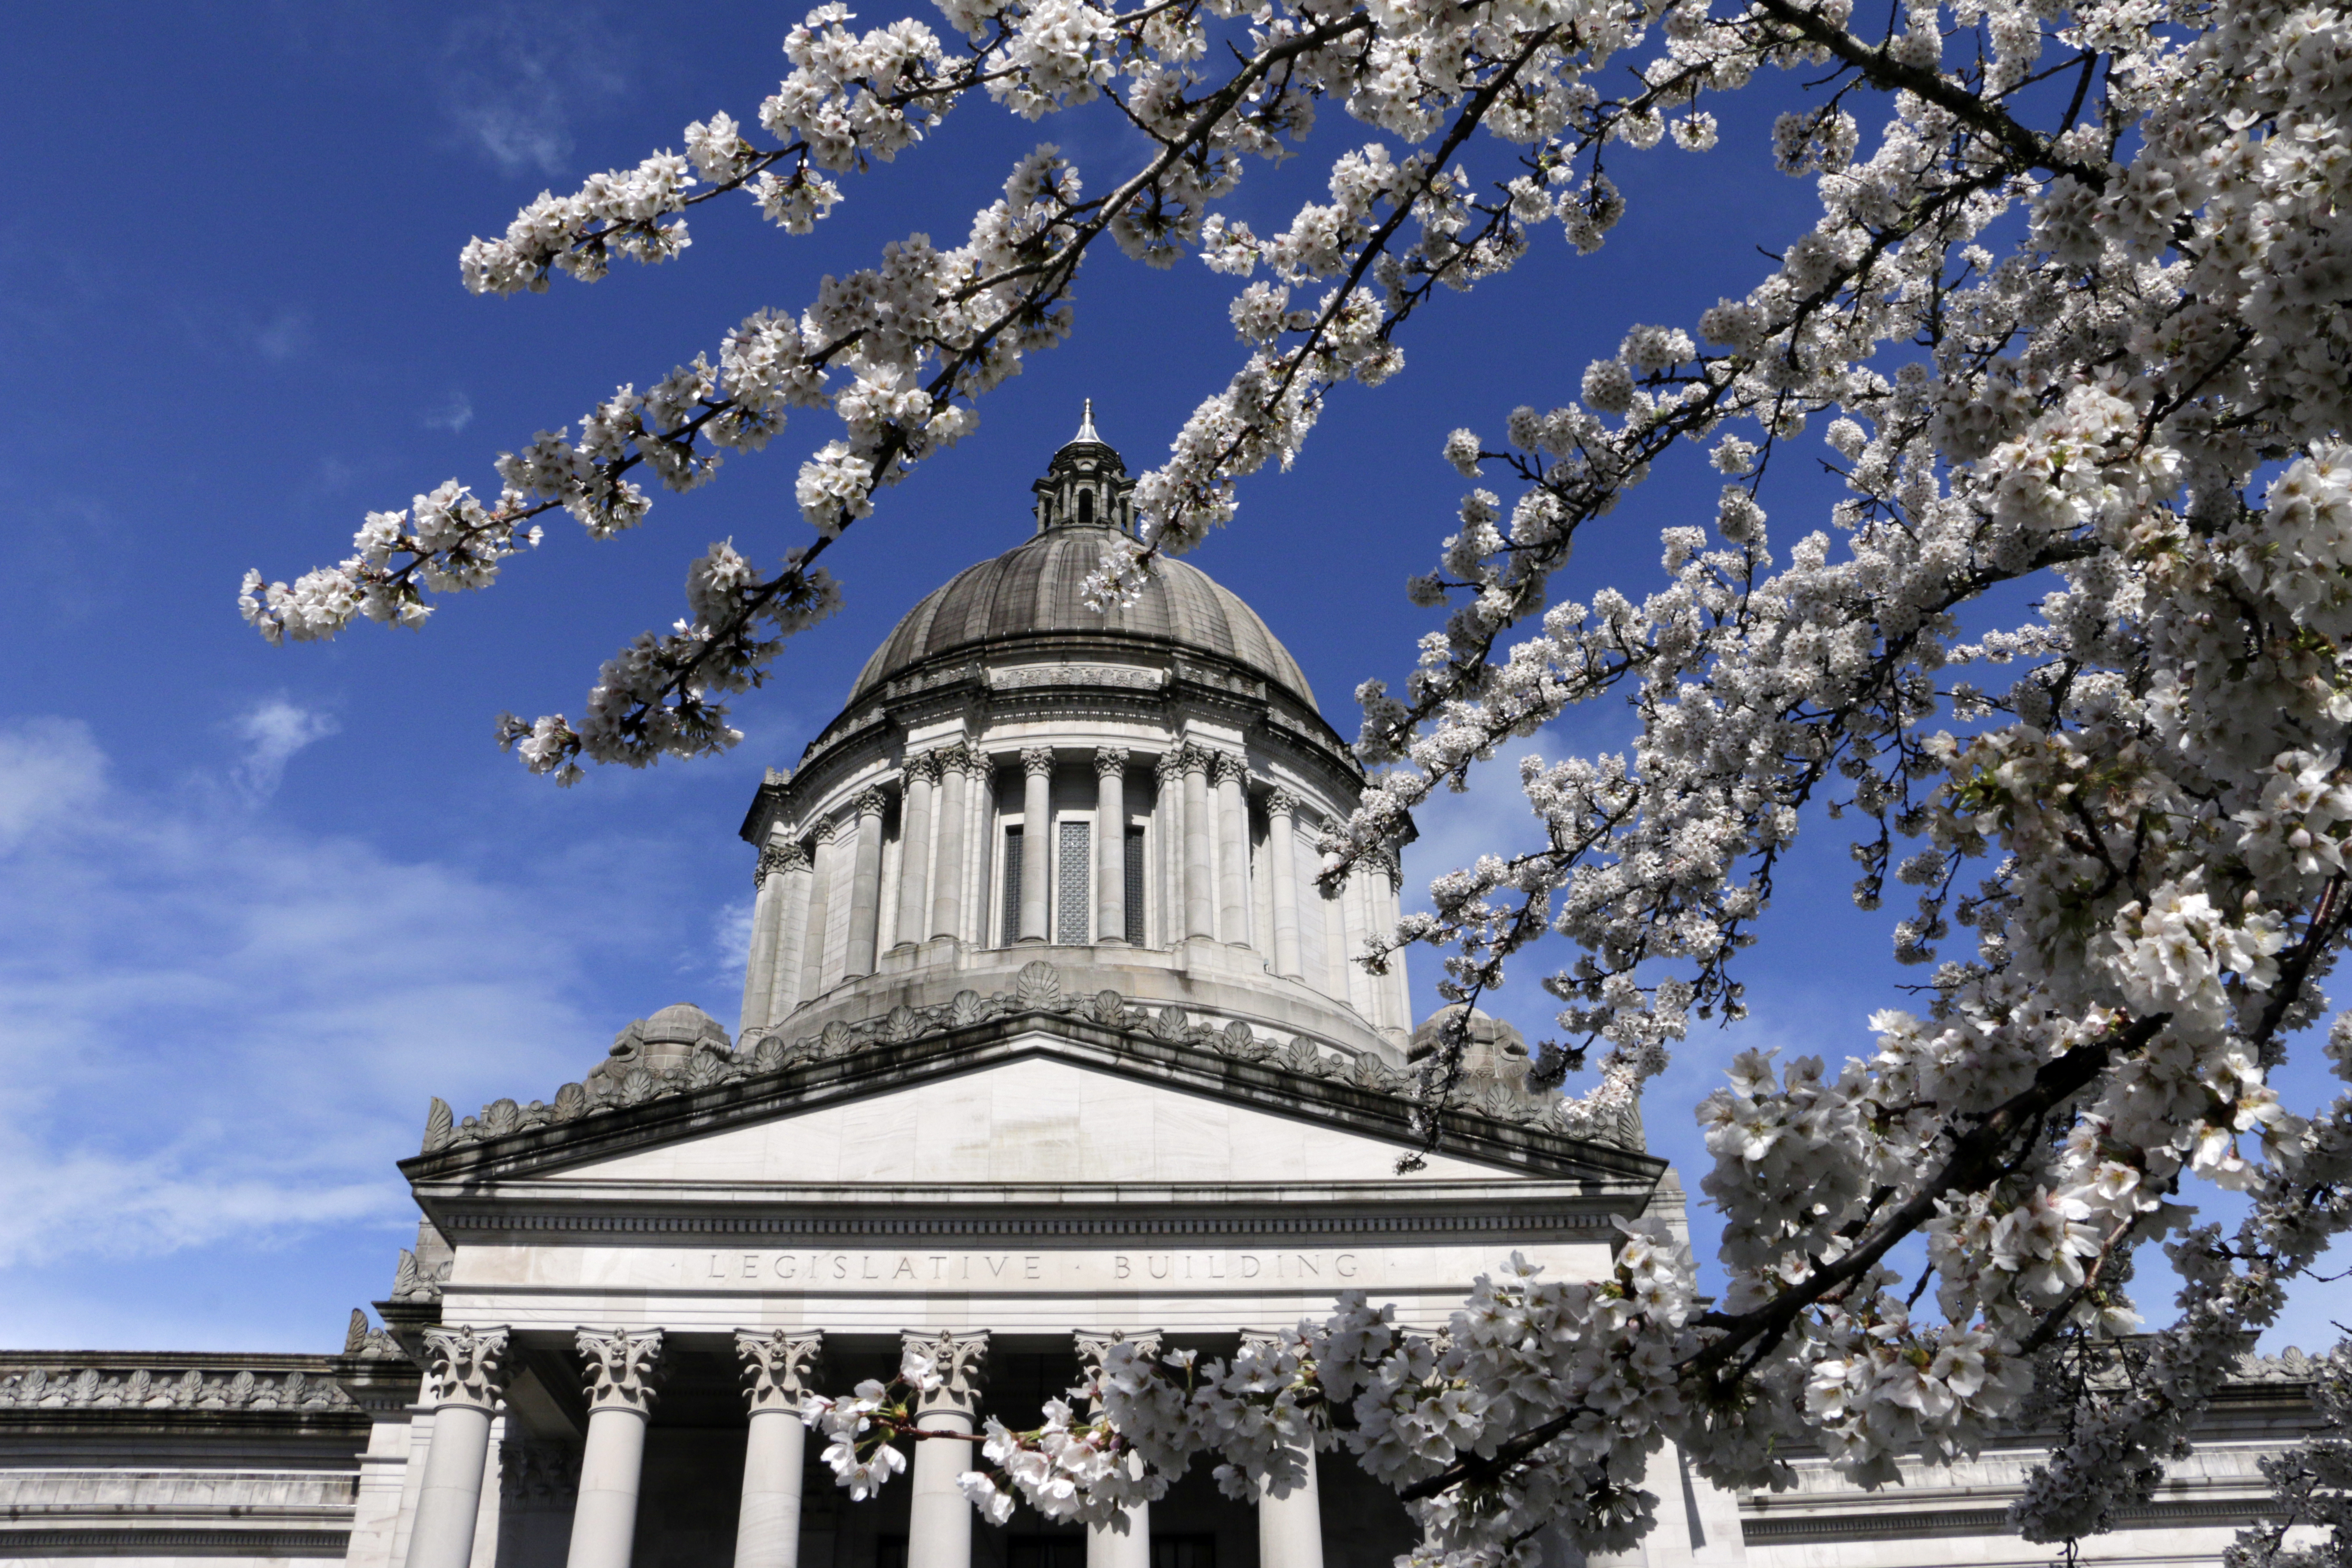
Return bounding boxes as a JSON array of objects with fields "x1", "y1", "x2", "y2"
[
  {"x1": 1074, "y1": 1330, "x2": 1162, "y2": 1393},
  {"x1": 736, "y1": 1329, "x2": 824, "y2": 1413},
  {"x1": 905, "y1": 750, "x2": 943, "y2": 784},
  {"x1": 1210, "y1": 751, "x2": 1249, "y2": 787},
  {"x1": 576, "y1": 1327, "x2": 665, "y2": 1414},
  {"x1": 1093, "y1": 746, "x2": 1130, "y2": 777},
  {"x1": 755, "y1": 840, "x2": 808, "y2": 888},
  {"x1": 1020, "y1": 746, "x2": 1055, "y2": 778},
  {"x1": 1264, "y1": 787, "x2": 1298, "y2": 818},
  {"x1": 899, "y1": 1329, "x2": 988, "y2": 1416},
  {"x1": 422, "y1": 1326, "x2": 510, "y2": 1412},
  {"x1": 853, "y1": 788, "x2": 888, "y2": 821},
  {"x1": 1155, "y1": 750, "x2": 1186, "y2": 784}
]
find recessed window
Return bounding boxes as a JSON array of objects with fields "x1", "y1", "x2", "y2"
[
  {"x1": 1057, "y1": 821, "x2": 1091, "y2": 944},
  {"x1": 1124, "y1": 825, "x2": 1147, "y2": 945},
  {"x1": 1001, "y1": 825, "x2": 1024, "y2": 943}
]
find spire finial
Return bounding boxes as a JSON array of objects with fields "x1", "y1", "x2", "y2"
[{"x1": 1075, "y1": 398, "x2": 1098, "y2": 443}]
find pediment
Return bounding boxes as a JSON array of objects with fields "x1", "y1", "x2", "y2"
[
  {"x1": 536, "y1": 1053, "x2": 1522, "y2": 1185},
  {"x1": 400, "y1": 1004, "x2": 1662, "y2": 1190}
]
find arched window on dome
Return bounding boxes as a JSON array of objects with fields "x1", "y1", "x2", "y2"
[{"x1": 1078, "y1": 489, "x2": 1094, "y2": 525}]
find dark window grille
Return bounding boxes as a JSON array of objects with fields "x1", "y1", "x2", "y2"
[
  {"x1": 1001, "y1": 826, "x2": 1023, "y2": 944},
  {"x1": 1151, "y1": 1537, "x2": 1216, "y2": 1568},
  {"x1": 1124, "y1": 825, "x2": 1147, "y2": 945},
  {"x1": 1057, "y1": 821, "x2": 1091, "y2": 944},
  {"x1": 876, "y1": 1538, "x2": 908, "y2": 1568},
  {"x1": 1010, "y1": 1540, "x2": 1087, "y2": 1568}
]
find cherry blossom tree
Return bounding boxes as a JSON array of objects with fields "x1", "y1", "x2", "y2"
[{"x1": 244, "y1": 0, "x2": 2352, "y2": 1556}]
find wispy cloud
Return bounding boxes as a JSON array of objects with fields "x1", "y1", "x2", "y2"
[
  {"x1": 254, "y1": 306, "x2": 309, "y2": 363},
  {"x1": 440, "y1": 3, "x2": 628, "y2": 177},
  {"x1": 0, "y1": 717, "x2": 598, "y2": 1271},
  {"x1": 230, "y1": 696, "x2": 340, "y2": 801},
  {"x1": 422, "y1": 389, "x2": 474, "y2": 433}
]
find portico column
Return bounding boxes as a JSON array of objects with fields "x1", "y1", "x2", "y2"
[
  {"x1": 964, "y1": 751, "x2": 992, "y2": 942},
  {"x1": 1265, "y1": 790, "x2": 1304, "y2": 981},
  {"x1": 1377, "y1": 851, "x2": 1411, "y2": 1031},
  {"x1": 1241, "y1": 1334, "x2": 1323, "y2": 1568},
  {"x1": 1094, "y1": 748, "x2": 1129, "y2": 944},
  {"x1": 799, "y1": 819, "x2": 840, "y2": 1001},
  {"x1": 903, "y1": 1330, "x2": 989, "y2": 1568},
  {"x1": 567, "y1": 1329, "x2": 665, "y2": 1568},
  {"x1": 762, "y1": 841, "x2": 814, "y2": 1026},
  {"x1": 407, "y1": 1327, "x2": 509, "y2": 1568},
  {"x1": 734, "y1": 1330, "x2": 823, "y2": 1568},
  {"x1": 845, "y1": 789, "x2": 888, "y2": 978},
  {"x1": 929, "y1": 750, "x2": 969, "y2": 942},
  {"x1": 1180, "y1": 749, "x2": 1215, "y2": 940},
  {"x1": 1212, "y1": 753, "x2": 1251, "y2": 947},
  {"x1": 893, "y1": 755, "x2": 939, "y2": 950},
  {"x1": 1019, "y1": 749, "x2": 1054, "y2": 943},
  {"x1": 1075, "y1": 1332, "x2": 1159, "y2": 1568}
]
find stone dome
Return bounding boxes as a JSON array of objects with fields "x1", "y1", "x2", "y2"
[{"x1": 846, "y1": 413, "x2": 1316, "y2": 708}]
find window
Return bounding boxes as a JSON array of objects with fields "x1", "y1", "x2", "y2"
[
  {"x1": 1001, "y1": 825, "x2": 1023, "y2": 944},
  {"x1": 875, "y1": 1538, "x2": 908, "y2": 1568},
  {"x1": 1009, "y1": 1540, "x2": 1087, "y2": 1568},
  {"x1": 1057, "y1": 820, "x2": 1091, "y2": 944},
  {"x1": 1152, "y1": 1537, "x2": 1216, "y2": 1568},
  {"x1": 1124, "y1": 825, "x2": 1147, "y2": 944}
]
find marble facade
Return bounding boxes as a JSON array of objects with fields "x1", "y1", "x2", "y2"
[{"x1": 0, "y1": 418, "x2": 2327, "y2": 1568}]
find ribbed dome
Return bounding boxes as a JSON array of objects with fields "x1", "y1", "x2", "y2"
[{"x1": 848, "y1": 527, "x2": 1318, "y2": 707}]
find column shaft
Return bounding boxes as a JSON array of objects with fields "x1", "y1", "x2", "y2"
[
  {"x1": 566, "y1": 1407, "x2": 649, "y2": 1568},
  {"x1": 893, "y1": 761, "x2": 936, "y2": 949},
  {"x1": 1258, "y1": 1450, "x2": 1324, "y2": 1568},
  {"x1": 1019, "y1": 750, "x2": 1053, "y2": 943},
  {"x1": 845, "y1": 791, "x2": 887, "y2": 978},
  {"x1": 1267, "y1": 794, "x2": 1303, "y2": 981},
  {"x1": 1155, "y1": 756, "x2": 1185, "y2": 947},
  {"x1": 740, "y1": 851, "x2": 785, "y2": 1035},
  {"x1": 407, "y1": 1404, "x2": 494, "y2": 1568},
  {"x1": 1181, "y1": 756, "x2": 1214, "y2": 940},
  {"x1": 1381, "y1": 862, "x2": 1412, "y2": 1030},
  {"x1": 766, "y1": 854, "x2": 814, "y2": 1024},
  {"x1": 930, "y1": 756, "x2": 968, "y2": 941},
  {"x1": 908, "y1": 1411, "x2": 976, "y2": 1568},
  {"x1": 734, "y1": 1411, "x2": 806, "y2": 1568},
  {"x1": 1086, "y1": 1490, "x2": 1150, "y2": 1568},
  {"x1": 799, "y1": 823, "x2": 838, "y2": 1001},
  {"x1": 1095, "y1": 751, "x2": 1128, "y2": 944},
  {"x1": 1213, "y1": 757, "x2": 1250, "y2": 946},
  {"x1": 966, "y1": 757, "x2": 991, "y2": 943}
]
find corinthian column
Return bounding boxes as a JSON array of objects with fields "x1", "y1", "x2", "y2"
[
  {"x1": 845, "y1": 790, "x2": 888, "y2": 978},
  {"x1": 799, "y1": 818, "x2": 840, "y2": 1001},
  {"x1": 930, "y1": 750, "x2": 970, "y2": 941},
  {"x1": 1240, "y1": 1334, "x2": 1322, "y2": 1568},
  {"x1": 407, "y1": 1326, "x2": 509, "y2": 1568},
  {"x1": 1155, "y1": 752, "x2": 1185, "y2": 947},
  {"x1": 734, "y1": 1330, "x2": 823, "y2": 1568},
  {"x1": 567, "y1": 1329, "x2": 665, "y2": 1568},
  {"x1": 902, "y1": 1330, "x2": 989, "y2": 1568},
  {"x1": 1180, "y1": 749, "x2": 1214, "y2": 941},
  {"x1": 1075, "y1": 1332, "x2": 1159, "y2": 1568},
  {"x1": 1018, "y1": 749, "x2": 1054, "y2": 943},
  {"x1": 1265, "y1": 791, "x2": 1304, "y2": 981},
  {"x1": 1094, "y1": 749, "x2": 1129, "y2": 944},
  {"x1": 1212, "y1": 753, "x2": 1251, "y2": 947},
  {"x1": 893, "y1": 755, "x2": 939, "y2": 950},
  {"x1": 741, "y1": 837, "x2": 790, "y2": 1034},
  {"x1": 762, "y1": 841, "x2": 814, "y2": 1026}
]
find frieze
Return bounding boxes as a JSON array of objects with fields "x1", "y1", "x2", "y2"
[
  {"x1": 0, "y1": 1363, "x2": 355, "y2": 1412},
  {"x1": 417, "y1": 960, "x2": 1642, "y2": 1160},
  {"x1": 441, "y1": 1209, "x2": 1617, "y2": 1240},
  {"x1": 987, "y1": 664, "x2": 1167, "y2": 692}
]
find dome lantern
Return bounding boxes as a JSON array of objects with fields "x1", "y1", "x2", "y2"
[{"x1": 1032, "y1": 398, "x2": 1136, "y2": 534}]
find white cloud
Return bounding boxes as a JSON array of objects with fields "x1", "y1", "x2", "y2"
[
  {"x1": 423, "y1": 389, "x2": 474, "y2": 433},
  {"x1": 0, "y1": 717, "x2": 601, "y2": 1271},
  {"x1": 254, "y1": 306, "x2": 309, "y2": 363},
  {"x1": 230, "y1": 696, "x2": 340, "y2": 800},
  {"x1": 441, "y1": 4, "x2": 627, "y2": 176}
]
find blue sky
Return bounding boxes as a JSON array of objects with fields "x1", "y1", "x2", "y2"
[{"x1": 0, "y1": 4, "x2": 2333, "y2": 1358}]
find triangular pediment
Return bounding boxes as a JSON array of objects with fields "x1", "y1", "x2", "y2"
[
  {"x1": 401, "y1": 1006, "x2": 1662, "y2": 1190},
  {"x1": 537, "y1": 1053, "x2": 1522, "y2": 1185}
]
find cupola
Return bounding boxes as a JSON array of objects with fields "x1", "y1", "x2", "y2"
[{"x1": 1031, "y1": 399, "x2": 1136, "y2": 533}]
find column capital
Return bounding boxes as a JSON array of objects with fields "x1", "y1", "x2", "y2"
[
  {"x1": 421, "y1": 1325, "x2": 510, "y2": 1412},
  {"x1": 814, "y1": 815, "x2": 842, "y2": 844},
  {"x1": 1264, "y1": 788, "x2": 1299, "y2": 819},
  {"x1": 853, "y1": 787, "x2": 889, "y2": 820},
  {"x1": 1020, "y1": 747, "x2": 1057, "y2": 778},
  {"x1": 1179, "y1": 744, "x2": 1213, "y2": 778},
  {"x1": 736, "y1": 1329, "x2": 824, "y2": 1414},
  {"x1": 1072, "y1": 1330, "x2": 1162, "y2": 1401},
  {"x1": 1092, "y1": 747, "x2": 1130, "y2": 778},
  {"x1": 905, "y1": 751, "x2": 943, "y2": 784},
  {"x1": 1210, "y1": 751, "x2": 1249, "y2": 787},
  {"x1": 961, "y1": 747, "x2": 995, "y2": 780},
  {"x1": 755, "y1": 841, "x2": 810, "y2": 888},
  {"x1": 576, "y1": 1327, "x2": 665, "y2": 1416},
  {"x1": 899, "y1": 1329, "x2": 989, "y2": 1417},
  {"x1": 1155, "y1": 750, "x2": 1187, "y2": 782}
]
